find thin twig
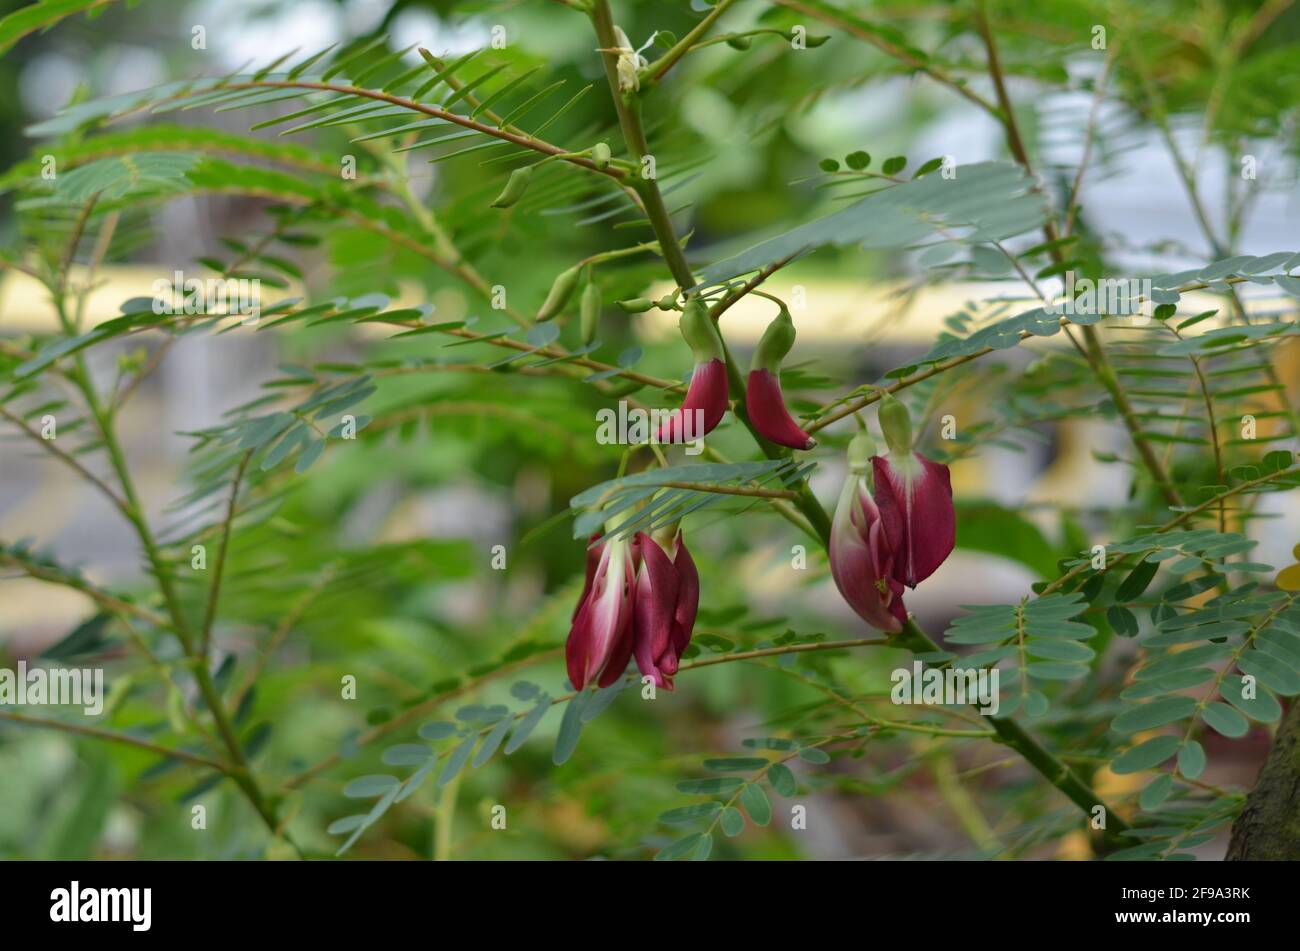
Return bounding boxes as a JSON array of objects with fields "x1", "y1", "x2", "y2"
[{"x1": 0, "y1": 709, "x2": 225, "y2": 771}]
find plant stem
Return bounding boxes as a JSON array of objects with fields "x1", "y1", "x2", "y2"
[
  {"x1": 589, "y1": 0, "x2": 695, "y2": 292},
  {"x1": 48, "y1": 265, "x2": 287, "y2": 846},
  {"x1": 895, "y1": 618, "x2": 1131, "y2": 840},
  {"x1": 641, "y1": 0, "x2": 739, "y2": 83},
  {"x1": 200, "y1": 450, "x2": 252, "y2": 658},
  {"x1": 0, "y1": 709, "x2": 225, "y2": 770}
]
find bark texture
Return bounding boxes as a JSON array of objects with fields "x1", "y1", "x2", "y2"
[{"x1": 1226, "y1": 699, "x2": 1300, "y2": 859}]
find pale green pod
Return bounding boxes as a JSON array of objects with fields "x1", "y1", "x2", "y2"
[
  {"x1": 580, "y1": 280, "x2": 601, "y2": 344},
  {"x1": 490, "y1": 166, "x2": 533, "y2": 209},
  {"x1": 536, "y1": 264, "x2": 582, "y2": 321}
]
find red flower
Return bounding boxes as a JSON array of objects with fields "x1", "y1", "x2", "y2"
[
  {"x1": 632, "y1": 528, "x2": 699, "y2": 689},
  {"x1": 566, "y1": 533, "x2": 639, "y2": 690},
  {"x1": 830, "y1": 435, "x2": 908, "y2": 632},
  {"x1": 871, "y1": 453, "x2": 955, "y2": 588},
  {"x1": 655, "y1": 357, "x2": 729, "y2": 444},
  {"x1": 745, "y1": 308, "x2": 815, "y2": 450},
  {"x1": 872, "y1": 394, "x2": 955, "y2": 588},
  {"x1": 656, "y1": 299, "x2": 730, "y2": 444},
  {"x1": 746, "y1": 368, "x2": 814, "y2": 450}
]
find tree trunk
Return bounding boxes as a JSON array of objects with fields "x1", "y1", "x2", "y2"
[{"x1": 1226, "y1": 700, "x2": 1300, "y2": 859}]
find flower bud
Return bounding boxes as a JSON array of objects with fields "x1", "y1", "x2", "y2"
[
  {"x1": 745, "y1": 308, "x2": 814, "y2": 450},
  {"x1": 536, "y1": 264, "x2": 582, "y2": 322},
  {"x1": 678, "y1": 299, "x2": 725, "y2": 364},
  {"x1": 618, "y1": 297, "x2": 655, "y2": 313},
  {"x1": 591, "y1": 142, "x2": 612, "y2": 169},
  {"x1": 878, "y1": 392, "x2": 913, "y2": 455},
  {"x1": 579, "y1": 278, "x2": 601, "y2": 344},
  {"x1": 655, "y1": 300, "x2": 729, "y2": 444},
  {"x1": 752, "y1": 307, "x2": 796, "y2": 373},
  {"x1": 490, "y1": 166, "x2": 533, "y2": 209}
]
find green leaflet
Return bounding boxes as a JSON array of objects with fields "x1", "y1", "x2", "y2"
[{"x1": 693, "y1": 162, "x2": 1046, "y2": 287}]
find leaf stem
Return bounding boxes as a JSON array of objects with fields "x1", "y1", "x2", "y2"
[{"x1": 0, "y1": 708, "x2": 225, "y2": 771}]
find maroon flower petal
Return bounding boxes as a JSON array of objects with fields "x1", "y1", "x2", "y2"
[
  {"x1": 572, "y1": 534, "x2": 603, "y2": 622},
  {"x1": 565, "y1": 537, "x2": 636, "y2": 689},
  {"x1": 872, "y1": 453, "x2": 955, "y2": 588},
  {"x1": 655, "y1": 358, "x2": 729, "y2": 444},
  {"x1": 632, "y1": 533, "x2": 681, "y2": 688},
  {"x1": 745, "y1": 368, "x2": 814, "y2": 450},
  {"x1": 829, "y1": 478, "x2": 905, "y2": 632},
  {"x1": 670, "y1": 536, "x2": 699, "y2": 659}
]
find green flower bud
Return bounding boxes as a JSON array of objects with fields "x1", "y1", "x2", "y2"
[
  {"x1": 490, "y1": 166, "x2": 533, "y2": 209},
  {"x1": 678, "y1": 299, "x2": 725, "y2": 363},
  {"x1": 536, "y1": 264, "x2": 582, "y2": 322},
  {"x1": 750, "y1": 307, "x2": 796, "y2": 374},
  {"x1": 847, "y1": 429, "x2": 877, "y2": 474},
  {"x1": 726, "y1": 35, "x2": 752, "y2": 50},
  {"x1": 591, "y1": 142, "x2": 612, "y2": 170},
  {"x1": 580, "y1": 279, "x2": 601, "y2": 344},
  {"x1": 617, "y1": 297, "x2": 655, "y2": 313},
  {"x1": 878, "y1": 392, "x2": 913, "y2": 455}
]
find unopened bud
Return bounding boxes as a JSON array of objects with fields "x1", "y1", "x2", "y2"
[
  {"x1": 679, "y1": 299, "x2": 726, "y2": 363},
  {"x1": 490, "y1": 166, "x2": 533, "y2": 208},
  {"x1": 580, "y1": 279, "x2": 601, "y2": 344},
  {"x1": 537, "y1": 264, "x2": 582, "y2": 321},
  {"x1": 878, "y1": 393, "x2": 913, "y2": 455},
  {"x1": 751, "y1": 307, "x2": 796, "y2": 374}
]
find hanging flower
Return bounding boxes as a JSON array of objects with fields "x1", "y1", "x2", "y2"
[
  {"x1": 566, "y1": 533, "x2": 640, "y2": 690},
  {"x1": 632, "y1": 526, "x2": 699, "y2": 689},
  {"x1": 830, "y1": 431, "x2": 908, "y2": 632},
  {"x1": 745, "y1": 307, "x2": 815, "y2": 450},
  {"x1": 872, "y1": 394, "x2": 956, "y2": 588},
  {"x1": 656, "y1": 300, "x2": 730, "y2": 444}
]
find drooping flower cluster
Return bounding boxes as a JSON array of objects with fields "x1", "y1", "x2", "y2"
[
  {"x1": 566, "y1": 526, "x2": 699, "y2": 691},
  {"x1": 829, "y1": 395, "x2": 955, "y2": 631}
]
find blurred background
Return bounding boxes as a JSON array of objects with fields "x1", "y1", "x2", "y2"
[{"x1": 1, "y1": 0, "x2": 1298, "y2": 859}]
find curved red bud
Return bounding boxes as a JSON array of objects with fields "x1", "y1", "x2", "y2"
[
  {"x1": 746, "y1": 368, "x2": 815, "y2": 450},
  {"x1": 655, "y1": 358, "x2": 729, "y2": 444},
  {"x1": 566, "y1": 534, "x2": 638, "y2": 690},
  {"x1": 829, "y1": 476, "x2": 906, "y2": 632},
  {"x1": 871, "y1": 452, "x2": 955, "y2": 588}
]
